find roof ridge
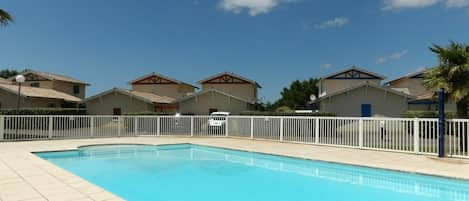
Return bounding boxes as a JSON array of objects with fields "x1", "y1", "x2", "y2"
[
  {"x1": 198, "y1": 72, "x2": 261, "y2": 88},
  {"x1": 128, "y1": 73, "x2": 198, "y2": 89}
]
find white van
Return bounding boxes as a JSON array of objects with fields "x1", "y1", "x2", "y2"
[{"x1": 208, "y1": 112, "x2": 230, "y2": 127}]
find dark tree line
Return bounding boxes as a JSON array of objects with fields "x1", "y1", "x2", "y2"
[
  {"x1": 263, "y1": 78, "x2": 319, "y2": 111},
  {"x1": 0, "y1": 69, "x2": 20, "y2": 79}
]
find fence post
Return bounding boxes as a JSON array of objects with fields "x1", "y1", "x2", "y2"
[
  {"x1": 134, "y1": 117, "x2": 138, "y2": 136},
  {"x1": 250, "y1": 117, "x2": 254, "y2": 139},
  {"x1": 315, "y1": 118, "x2": 320, "y2": 144},
  {"x1": 90, "y1": 116, "x2": 94, "y2": 137},
  {"x1": 48, "y1": 116, "x2": 53, "y2": 139},
  {"x1": 225, "y1": 116, "x2": 229, "y2": 137},
  {"x1": 279, "y1": 117, "x2": 284, "y2": 141},
  {"x1": 413, "y1": 118, "x2": 420, "y2": 153},
  {"x1": 0, "y1": 116, "x2": 4, "y2": 141},
  {"x1": 190, "y1": 116, "x2": 194, "y2": 137},
  {"x1": 157, "y1": 116, "x2": 161, "y2": 136},
  {"x1": 359, "y1": 118, "x2": 364, "y2": 148},
  {"x1": 117, "y1": 116, "x2": 121, "y2": 137}
]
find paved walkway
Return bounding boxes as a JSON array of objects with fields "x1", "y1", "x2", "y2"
[{"x1": 1, "y1": 137, "x2": 469, "y2": 201}]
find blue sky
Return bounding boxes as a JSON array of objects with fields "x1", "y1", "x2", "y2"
[{"x1": 1, "y1": 0, "x2": 468, "y2": 102}]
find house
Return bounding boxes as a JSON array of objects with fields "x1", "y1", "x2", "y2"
[
  {"x1": 175, "y1": 72, "x2": 259, "y2": 115},
  {"x1": 85, "y1": 73, "x2": 194, "y2": 115},
  {"x1": 317, "y1": 66, "x2": 414, "y2": 117},
  {"x1": 0, "y1": 70, "x2": 88, "y2": 109},
  {"x1": 7, "y1": 70, "x2": 89, "y2": 99},
  {"x1": 85, "y1": 88, "x2": 176, "y2": 115},
  {"x1": 0, "y1": 84, "x2": 82, "y2": 109},
  {"x1": 386, "y1": 68, "x2": 456, "y2": 112},
  {"x1": 198, "y1": 72, "x2": 260, "y2": 103},
  {"x1": 318, "y1": 66, "x2": 385, "y2": 98},
  {"x1": 85, "y1": 72, "x2": 260, "y2": 115},
  {"x1": 129, "y1": 73, "x2": 198, "y2": 99}
]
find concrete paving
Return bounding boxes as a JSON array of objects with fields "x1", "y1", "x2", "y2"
[{"x1": 1, "y1": 137, "x2": 469, "y2": 201}]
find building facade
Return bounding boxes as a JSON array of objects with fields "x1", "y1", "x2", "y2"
[
  {"x1": 317, "y1": 66, "x2": 414, "y2": 117},
  {"x1": 0, "y1": 70, "x2": 87, "y2": 109},
  {"x1": 85, "y1": 72, "x2": 259, "y2": 115}
]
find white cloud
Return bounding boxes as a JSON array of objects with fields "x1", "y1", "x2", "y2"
[
  {"x1": 321, "y1": 64, "x2": 332, "y2": 69},
  {"x1": 383, "y1": 0, "x2": 441, "y2": 10},
  {"x1": 446, "y1": 0, "x2": 469, "y2": 7},
  {"x1": 218, "y1": 0, "x2": 297, "y2": 16},
  {"x1": 315, "y1": 17, "x2": 350, "y2": 29},
  {"x1": 383, "y1": 0, "x2": 469, "y2": 9},
  {"x1": 376, "y1": 50, "x2": 409, "y2": 64}
]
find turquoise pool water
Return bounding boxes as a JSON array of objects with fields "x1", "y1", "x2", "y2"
[{"x1": 36, "y1": 144, "x2": 469, "y2": 201}]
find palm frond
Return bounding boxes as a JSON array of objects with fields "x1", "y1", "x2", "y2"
[{"x1": 0, "y1": 9, "x2": 14, "y2": 26}]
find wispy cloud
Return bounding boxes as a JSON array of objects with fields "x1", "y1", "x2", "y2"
[
  {"x1": 376, "y1": 50, "x2": 409, "y2": 64},
  {"x1": 315, "y1": 17, "x2": 350, "y2": 29},
  {"x1": 218, "y1": 0, "x2": 297, "y2": 16},
  {"x1": 383, "y1": 0, "x2": 441, "y2": 10},
  {"x1": 321, "y1": 63, "x2": 332, "y2": 69},
  {"x1": 382, "y1": 0, "x2": 469, "y2": 10},
  {"x1": 446, "y1": 0, "x2": 469, "y2": 7}
]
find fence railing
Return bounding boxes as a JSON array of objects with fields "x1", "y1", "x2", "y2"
[{"x1": 0, "y1": 115, "x2": 468, "y2": 158}]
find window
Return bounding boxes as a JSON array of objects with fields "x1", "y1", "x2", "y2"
[
  {"x1": 48, "y1": 103, "x2": 57, "y2": 108},
  {"x1": 113, "y1": 108, "x2": 122, "y2": 116},
  {"x1": 30, "y1": 82, "x2": 40, "y2": 88},
  {"x1": 73, "y1": 85, "x2": 80, "y2": 94}
]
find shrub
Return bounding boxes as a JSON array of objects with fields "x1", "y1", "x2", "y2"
[
  {"x1": 124, "y1": 111, "x2": 177, "y2": 116},
  {"x1": 239, "y1": 111, "x2": 335, "y2": 116},
  {"x1": 275, "y1": 106, "x2": 293, "y2": 113},
  {"x1": 405, "y1": 110, "x2": 458, "y2": 118},
  {"x1": 0, "y1": 108, "x2": 87, "y2": 115}
]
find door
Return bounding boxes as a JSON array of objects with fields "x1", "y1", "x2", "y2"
[
  {"x1": 113, "y1": 108, "x2": 122, "y2": 116},
  {"x1": 361, "y1": 104, "x2": 371, "y2": 117}
]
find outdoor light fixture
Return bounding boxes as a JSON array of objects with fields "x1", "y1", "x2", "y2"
[
  {"x1": 15, "y1": 74, "x2": 25, "y2": 136},
  {"x1": 15, "y1": 75, "x2": 25, "y2": 110}
]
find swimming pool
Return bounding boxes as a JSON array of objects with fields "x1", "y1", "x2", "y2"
[{"x1": 36, "y1": 144, "x2": 469, "y2": 201}]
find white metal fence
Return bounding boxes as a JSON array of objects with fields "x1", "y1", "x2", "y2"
[{"x1": 0, "y1": 115, "x2": 468, "y2": 158}]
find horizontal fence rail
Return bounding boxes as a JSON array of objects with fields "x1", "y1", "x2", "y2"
[{"x1": 0, "y1": 115, "x2": 468, "y2": 159}]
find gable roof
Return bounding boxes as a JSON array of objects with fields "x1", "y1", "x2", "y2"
[
  {"x1": 385, "y1": 68, "x2": 432, "y2": 85},
  {"x1": 0, "y1": 77, "x2": 10, "y2": 84},
  {"x1": 317, "y1": 82, "x2": 415, "y2": 100},
  {"x1": 0, "y1": 84, "x2": 82, "y2": 102},
  {"x1": 84, "y1": 88, "x2": 175, "y2": 104},
  {"x1": 175, "y1": 88, "x2": 256, "y2": 104},
  {"x1": 320, "y1": 66, "x2": 387, "y2": 81},
  {"x1": 198, "y1": 72, "x2": 261, "y2": 88},
  {"x1": 9, "y1": 70, "x2": 89, "y2": 85},
  {"x1": 129, "y1": 73, "x2": 199, "y2": 89}
]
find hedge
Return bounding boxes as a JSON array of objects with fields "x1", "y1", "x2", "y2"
[
  {"x1": 0, "y1": 108, "x2": 87, "y2": 115},
  {"x1": 239, "y1": 111, "x2": 335, "y2": 116},
  {"x1": 405, "y1": 111, "x2": 458, "y2": 118},
  {"x1": 124, "y1": 111, "x2": 177, "y2": 116}
]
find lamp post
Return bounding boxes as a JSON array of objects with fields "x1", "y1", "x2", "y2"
[
  {"x1": 15, "y1": 75, "x2": 25, "y2": 137},
  {"x1": 15, "y1": 75, "x2": 25, "y2": 110}
]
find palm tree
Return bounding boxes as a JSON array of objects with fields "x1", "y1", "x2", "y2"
[
  {"x1": 424, "y1": 42, "x2": 469, "y2": 117},
  {"x1": 0, "y1": 9, "x2": 14, "y2": 26},
  {"x1": 424, "y1": 41, "x2": 469, "y2": 153}
]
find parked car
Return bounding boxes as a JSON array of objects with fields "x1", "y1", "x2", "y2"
[{"x1": 208, "y1": 112, "x2": 230, "y2": 127}]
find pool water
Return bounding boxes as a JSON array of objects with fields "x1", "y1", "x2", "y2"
[{"x1": 36, "y1": 144, "x2": 469, "y2": 201}]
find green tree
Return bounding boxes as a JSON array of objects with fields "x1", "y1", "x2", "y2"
[
  {"x1": 0, "y1": 9, "x2": 13, "y2": 26},
  {"x1": 0, "y1": 69, "x2": 20, "y2": 78},
  {"x1": 423, "y1": 42, "x2": 469, "y2": 117},
  {"x1": 270, "y1": 78, "x2": 319, "y2": 110}
]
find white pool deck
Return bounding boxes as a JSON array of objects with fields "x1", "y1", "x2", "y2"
[{"x1": 1, "y1": 137, "x2": 469, "y2": 201}]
